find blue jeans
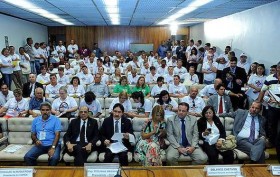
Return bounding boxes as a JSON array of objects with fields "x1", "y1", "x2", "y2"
[
  {"x1": 203, "y1": 80, "x2": 214, "y2": 85},
  {"x1": 30, "y1": 61, "x2": 36, "y2": 74},
  {"x1": 3, "y1": 74, "x2": 12, "y2": 89},
  {"x1": 24, "y1": 144, "x2": 61, "y2": 166},
  {"x1": 34, "y1": 60, "x2": 41, "y2": 75}
]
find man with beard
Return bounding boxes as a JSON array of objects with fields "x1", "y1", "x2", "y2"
[{"x1": 24, "y1": 102, "x2": 61, "y2": 166}]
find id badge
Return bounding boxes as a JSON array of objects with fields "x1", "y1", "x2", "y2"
[{"x1": 39, "y1": 131, "x2": 46, "y2": 140}]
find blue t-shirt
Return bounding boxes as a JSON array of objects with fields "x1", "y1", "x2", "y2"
[{"x1": 31, "y1": 115, "x2": 61, "y2": 146}]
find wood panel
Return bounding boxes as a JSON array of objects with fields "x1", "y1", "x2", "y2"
[{"x1": 48, "y1": 26, "x2": 189, "y2": 55}]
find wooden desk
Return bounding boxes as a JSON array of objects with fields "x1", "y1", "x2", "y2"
[{"x1": 0, "y1": 165, "x2": 275, "y2": 177}]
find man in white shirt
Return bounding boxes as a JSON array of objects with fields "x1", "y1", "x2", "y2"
[
  {"x1": 129, "y1": 56, "x2": 141, "y2": 69},
  {"x1": 140, "y1": 62, "x2": 151, "y2": 75},
  {"x1": 146, "y1": 66, "x2": 160, "y2": 84},
  {"x1": 174, "y1": 59, "x2": 188, "y2": 78},
  {"x1": 56, "y1": 40, "x2": 66, "y2": 58},
  {"x1": 217, "y1": 46, "x2": 231, "y2": 63},
  {"x1": 164, "y1": 66, "x2": 175, "y2": 85},
  {"x1": 67, "y1": 39, "x2": 78, "y2": 59},
  {"x1": 157, "y1": 60, "x2": 168, "y2": 75},
  {"x1": 169, "y1": 75, "x2": 188, "y2": 98},
  {"x1": 202, "y1": 54, "x2": 218, "y2": 85},
  {"x1": 98, "y1": 67, "x2": 110, "y2": 85},
  {"x1": 127, "y1": 69, "x2": 140, "y2": 85},
  {"x1": 45, "y1": 74, "x2": 63, "y2": 100},
  {"x1": 237, "y1": 53, "x2": 250, "y2": 75},
  {"x1": 57, "y1": 67, "x2": 70, "y2": 86},
  {"x1": 36, "y1": 65, "x2": 50, "y2": 86},
  {"x1": 77, "y1": 66, "x2": 94, "y2": 86},
  {"x1": 0, "y1": 83, "x2": 14, "y2": 106},
  {"x1": 167, "y1": 55, "x2": 177, "y2": 67},
  {"x1": 9, "y1": 46, "x2": 23, "y2": 89},
  {"x1": 86, "y1": 55, "x2": 97, "y2": 74},
  {"x1": 181, "y1": 86, "x2": 205, "y2": 117}
]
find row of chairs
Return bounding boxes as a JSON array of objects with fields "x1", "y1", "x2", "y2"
[{"x1": 0, "y1": 117, "x2": 269, "y2": 165}]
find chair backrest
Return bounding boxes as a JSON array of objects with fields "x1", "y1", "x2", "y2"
[
  {"x1": 97, "y1": 98, "x2": 105, "y2": 109},
  {"x1": 108, "y1": 85, "x2": 115, "y2": 94},
  {"x1": 224, "y1": 117, "x2": 234, "y2": 136},
  {"x1": 0, "y1": 118, "x2": 8, "y2": 137},
  {"x1": 8, "y1": 118, "x2": 33, "y2": 144},
  {"x1": 132, "y1": 118, "x2": 149, "y2": 141}
]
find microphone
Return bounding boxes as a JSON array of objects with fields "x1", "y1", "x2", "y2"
[{"x1": 114, "y1": 167, "x2": 122, "y2": 177}]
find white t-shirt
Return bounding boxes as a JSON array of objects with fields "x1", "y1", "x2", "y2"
[
  {"x1": 101, "y1": 74, "x2": 109, "y2": 85},
  {"x1": 0, "y1": 55, "x2": 13, "y2": 74},
  {"x1": 202, "y1": 61, "x2": 218, "y2": 81},
  {"x1": 0, "y1": 91, "x2": 14, "y2": 104},
  {"x1": 180, "y1": 96, "x2": 205, "y2": 113},
  {"x1": 154, "y1": 99, "x2": 178, "y2": 116},
  {"x1": 36, "y1": 73, "x2": 50, "y2": 85},
  {"x1": 77, "y1": 72, "x2": 94, "y2": 85},
  {"x1": 151, "y1": 85, "x2": 168, "y2": 96},
  {"x1": 56, "y1": 45, "x2": 66, "y2": 57},
  {"x1": 164, "y1": 74, "x2": 174, "y2": 84},
  {"x1": 4, "y1": 98, "x2": 29, "y2": 116},
  {"x1": 64, "y1": 68, "x2": 75, "y2": 76},
  {"x1": 145, "y1": 73, "x2": 160, "y2": 84},
  {"x1": 237, "y1": 61, "x2": 251, "y2": 74},
  {"x1": 80, "y1": 99, "x2": 102, "y2": 116},
  {"x1": 57, "y1": 74, "x2": 70, "y2": 86},
  {"x1": 157, "y1": 67, "x2": 168, "y2": 75},
  {"x1": 183, "y1": 73, "x2": 199, "y2": 85},
  {"x1": 52, "y1": 96, "x2": 78, "y2": 113},
  {"x1": 136, "y1": 99, "x2": 152, "y2": 115},
  {"x1": 140, "y1": 67, "x2": 151, "y2": 75},
  {"x1": 10, "y1": 54, "x2": 21, "y2": 71},
  {"x1": 45, "y1": 83, "x2": 63, "y2": 98},
  {"x1": 128, "y1": 75, "x2": 140, "y2": 85},
  {"x1": 109, "y1": 98, "x2": 132, "y2": 113},
  {"x1": 67, "y1": 44, "x2": 78, "y2": 58},
  {"x1": 174, "y1": 66, "x2": 188, "y2": 76},
  {"x1": 67, "y1": 85, "x2": 85, "y2": 97},
  {"x1": 168, "y1": 83, "x2": 187, "y2": 95}
]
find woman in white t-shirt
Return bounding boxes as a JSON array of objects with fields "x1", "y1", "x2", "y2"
[
  {"x1": 109, "y1": 91, "x2": 132, "y2": 113},
  {"x1": 67, "y1": 76, "x2": 85, "y2": 97},
  {"x1": 151, "y1": 76, "x2": 168, "y2": 97},
  {"x1": 246, "y1": 64, "x2": 266, "y2": 106},
  {"x1": 0, "y1": 48, "x2": 14, "y2": 89},
  {"x1": 127, "y1": 91, "x2": 152, "y2": 118},
  {"x1": 153, "y1": 90, "x2": 178, "y2": 118},
  {"x1": 64, "y1": 62, "x2": 75, "y2": 76}
]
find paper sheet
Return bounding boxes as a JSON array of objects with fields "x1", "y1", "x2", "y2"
[
  {"x1": 111, "y1": 133, "x2": 123, "y2": 142},
  {"x1": 108, "y1": 142, "x2": 127, "y2": 153},
  {"x1": 4, "y1": 145, "x2": 23, "y2": 153},
  {"x1": 246, "y1": 88, "x2": 258, "y2": 100}
]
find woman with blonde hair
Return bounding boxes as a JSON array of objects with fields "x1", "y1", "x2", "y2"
[
  {"x1": 109, "y1": 91, "x2": 132, "y2": 113},
  {"x1": 135, "y1": 105, "x2": 166, "y2": 166}
]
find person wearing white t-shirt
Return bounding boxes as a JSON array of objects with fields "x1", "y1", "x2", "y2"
[
  {"x1": 129, "y1": 56, "x2": 141, "y2": 69},
  {"x1": 127, "y1": 69, "x2": 139, "y2": 85},
  {"x1": 164, "y1": 66, "x2": 174, "y2": 85},
  {"x1": 127, "y1": 91, "x2": 152, "y2": 118},
  {"x1": 0, "y1": 48, "x2": 14, "y2": 89},
  {"x1": 64, "y1": 63, "x2": 75, "y2": 76},
  {"x1": 202, "y1": 54, "x2": 218, "y2": 85},
  {"x1": 174, "y1": 59, "x2": 188, "y2": 79},
  {"x1": 9, "y1": 46, "x2": 23, "y2": 89},
  {"x1": 45, "y1": 74, "x2": 63, "y2": 100},
  {"x1": 56, "y1": 40, "x2": 66, "y2": 57},
  {"x1": 67, "y1": 76, "x2": 86, "y2": 97},
  {"x1": 56, "y1": 67, "x2": 70, "y2": 86},
  {"x1": 157, "y1": 60, "x2": 168, "y2": 75},
  {"x1": 98, "y1": 66, "x2": 110, "y2": 85},
  {"x1": 237, "y1": 53, "x2": 251, "y2": 75},
  {"x1": 183, "y1": 66, "x2": 199, "y2": 85},
  {"x1": 19, "y1": 47, "x2": 31, "y2": 84},
  {"x1": 153, "y1": 90, "x2": 178, "y2": 118},
  {"x1": 79, "y1": 91, "x2": 102, "y2": 118},
  {"x1": 36, "y1": 65, "x2": 50, "y2": 85},
  {"x1": 169, "y1": 75, "x2": 188, "y2": 98},
  {"x1": 0, "y1": 88, "x2": 28, "y2": 118},
  {"x1": 51, "y1": 86, "x2": 78, "y2": 119},
  {"x1": 109, "y1": 91, "x2": 132, "y2": 113},
  {"x1": 217, "y1": 46, "x2": 231, "y2": 63},
  {"x1": 140, "y1": 62, "x2": 151, "y2": 75},
  {"x1": 86, "y1": 55, "x2": 97, "y2": 74},
  {"x1": 67, "y1": 39, "x2": 78, "y2": 59},
  {"x1": 0, "y1": 83, "x2": 14, "y2": 105},
  {"x1": 77, "y1": 66, "x2": 94, "y2": 86},
  {"x1": 167, "y1": 55, "x2": 177, "y2": 67},
  {"x1": 180, "y1": 86, "x2": 205, "y2": 117},
  {"x1": 145, "y1": 66, "x2": 160, "y2": 84},
  {"x1": 151, "y1": 76, "x2": 168, "y2": 97}
]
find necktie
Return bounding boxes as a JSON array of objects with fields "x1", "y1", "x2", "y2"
[
  {"x1": 115, "y1": 120, "x2": 119, "y2": 133},
  {"x1": 181, "y1": 119, "x2": 189, "y2": 147},
  {"x1": 249, "y1": 117, "x2": 255, "y2": 143},
  {"x1": 219, "y1": 96, "x2": 223, "y2": 113},
  {"x1": 190, "y1": 75, "x2": 193, "y2": 81},
  {"x1": 80, "y1": 121, "x2": 86, "y2": 144}
]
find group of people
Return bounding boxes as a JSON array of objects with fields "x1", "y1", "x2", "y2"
[{"x1": 0, "y1": 37, "x2": 279, "y2": 166}]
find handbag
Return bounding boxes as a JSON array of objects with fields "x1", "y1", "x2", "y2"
[{"x1": 219, "y1": 135, "x2": 237, "y2": 151}]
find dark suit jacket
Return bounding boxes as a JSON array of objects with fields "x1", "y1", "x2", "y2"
[
  {"x1": 99, "y1": 116, "x2": 134, "y2": 151},
  {"x1": 63, "y1": 117, "x2": 99, "y2": 147},
  {"x1": 197, "y1": 116, "x2": 226, "y2": 141},
  {"x1": 222, "y1": 66, "x2": 247, "y2": 87},
  {"x1": 22, "y1": 82, "x2": 44, "y2": 98},
  {"x1": 207, "y1": 94, "x2": 233, "y2": 113}
]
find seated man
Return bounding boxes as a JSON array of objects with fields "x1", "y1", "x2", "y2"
[
  {"x1": 87, "y1": 73, "x2": 110, "y2": 98},
  {"x1": 56, "y1": 67, "x2": 70, "y2": 86},
  {"x1": 0, "y1": 83, "x2": 14, "y2": 105},
  {"x1": 219, "y1": 101, "x2": 266, "y2": 163},
  {"x1": 77, "y1": 65, "x2": 93, "y2": 85},
  {"x1": 0, "y1": 88, "x2": 29, "y2": 118},
  {"x1": 22, "y1": 73, "x2": 44, "y2": 98},
  {"x1": 207, "y1": 83, "x2": 233, "y2": 114},
  {"x1": 28, "y1": 88, "x2": 50, "y2": 117},
  {"x1": 24, "y1": 102, "x2": 61, "y2": 166},
  {"x1": 51, "y1": 86, "x2": 78, "y2": 119},
  {"x1": 45, "y1": 74, "x2": 63, "y2": 101},
  {"x1": 36, "y1": 65, "x2": 50, "y2": 86},
  {"x1": 166, "y1": 102, "x2": 208, "y2": 165},
  {"x1": 63, "y1": 106, "x2": 99, "y2": 166},
  {"x1": 99, "y1": 103, "x2": 134, "y2": 166}
]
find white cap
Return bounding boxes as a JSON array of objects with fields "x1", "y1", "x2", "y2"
[{"x1": 240, "y1": 53, "x2": 247, "y2": 57}]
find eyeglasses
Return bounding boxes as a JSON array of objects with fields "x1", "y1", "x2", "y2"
[{"x1": 80, "y1": 111, "x2": 88, "y2": 113}]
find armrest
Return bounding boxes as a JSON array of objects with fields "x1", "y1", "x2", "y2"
[{"x1": 0, "y1": 137, "x2": 8, "y2": 144}]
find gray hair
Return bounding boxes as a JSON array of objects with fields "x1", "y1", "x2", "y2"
[{"x1": 40, "y1": 102, "x2": 51, "y2": 110}]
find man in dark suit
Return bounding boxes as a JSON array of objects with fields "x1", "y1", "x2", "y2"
[
  {"x1": 99, "y1": 103, "x2": 134, "y2": 166},
  {"x1": 222, "y1": 57, "x2": 247, "y2": 109},
  {"x1": 63, "y1": 106, "x2": 99, "y2": 166},
  {"x1": 22, "y1": 73, "x2": 43, "y2": 98},
  {"x1": 207, "y1": 83, "x2": 233, "y2": 113},
  {"x1": 219, "y1": 101, "x2": 266, "y2": 163}
]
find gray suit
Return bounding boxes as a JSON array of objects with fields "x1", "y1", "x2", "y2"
[
  {"x1": 207, "y1": 94, "x2": 233, "y2": 113},
  {"x1": 166, "y1": 115, "x2": 207, "y2": 165},
  {"x1": 220, "y1": 109, "x2": 266, "y2": 163}
]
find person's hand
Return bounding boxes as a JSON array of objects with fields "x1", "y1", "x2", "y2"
[
  {"x1": 236, "y1": 79, "x2": 242, "y2": 85},
  {"x1": 216, "y1": 140, "x2": 223, "y2": 149},
  {"x1": 186, "y1": 146, "x2": 195, "y2": 154},
  {"x1": 104, "y1": 139, "x2": 111, "y2": 147},
  {"x1": 67, "y1": 143, "x2": 76, "y2": 152},
  {"x1": 123, "y1": 133, "x2": 129, "y2": 139},
  {"x1": 55, "y1": 111, "x2": 60, "y2": 116},
  {"x1": 35, "y1": 140, "x2": 42, "y2": 146},
  {"x1": 158, "y1": 129, "x2": 167, "y2": 138},
  {"x1": 83, "y1": 143, "x2": 92, "y2": 153},
  {"x1": 48, "y1": 148, "x2": 55, "y2": 158},
  {"x1": 178, "y1": 147, "x2": 187, "y2": 154},
  {"x1": 203, "y1": 129, "x2": 211, "y2": 136}
]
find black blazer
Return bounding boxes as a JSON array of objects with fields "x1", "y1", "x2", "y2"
[
  {"x1": 63, "y1": 117, "x2": 99, "y2": 147},
  {"x1": 22, "y1": 82, "x2": 44, "y2": 98},
  {"x1": 197, "y1": 116, "x2": 226, "y2": 141},
  {"x1": 99, "y1": 116, "x2": 134, "y2": 150},
  {"x1": 222, "y1": 66, "x2": 247, "y2": 87}
]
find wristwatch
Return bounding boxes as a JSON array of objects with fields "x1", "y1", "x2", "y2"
[{"x1": 51, "y1": 145, "x2": 56, "y2": 149}]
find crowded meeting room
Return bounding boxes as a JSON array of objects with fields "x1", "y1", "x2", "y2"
[{"x1": 0, "y1": 0, "x2": 280, "y2": 176}]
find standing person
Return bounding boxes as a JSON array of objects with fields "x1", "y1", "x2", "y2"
[
  {"x1": 67, "y1": 39, "x2": 78, "y2": 59},
  {"x1": 92, "y1": 43, "x2": 102, "y2": 58},
  {"x1": 166, "y1": 102, "x2": 208, "y2": 165},
  {"x1": 64, "y1": 106, "x2": 99, "y2": 166},
  {"x1": 19, "y1": 47, "x2": 31, "y2": 84},
  {"x1": 157, "y1": 41, "x2": 167, "y2": 59},
  {"x1": 197, "y1": 106, "x2": 234, "y2": 165},
  {"x1": 99, "y1": 103, "x2": 134, "y2": 166},
  {"x1": 0, "y1": 48, "x2": 14, "y2": 89},
  {"x1": 22, "y1": 73, "x2": 44, "y2": 98},
  {"x1": 135, "y1": 105, "x2": 166, "y2": 166},
  {"x1": 23, "y1": 37, "x2": 36, "y2": 74},
  {"x1": 24, "y1": 102, "x2": 61, "y2": 166},
  {"x1": 9, "y1": 46, "x2": 22, "y2": 89}
]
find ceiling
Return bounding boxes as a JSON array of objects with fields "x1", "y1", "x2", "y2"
[{"x1": 0, "y1": 0, "x2": 277, "y2": 26}]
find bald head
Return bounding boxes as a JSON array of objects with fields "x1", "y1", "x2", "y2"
[
  {"x1": 29, "y1": 74, "x2": 37, "y2": 83},
  {"x1": 214, "y1": 78, "x2": 222, "y2": 88},
  {"x1": 79, "y1": 106, "x2": 89, "y2": 120},
  {"x1": 35, "y1": 87, "x2": 44, "y2": 99}
]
